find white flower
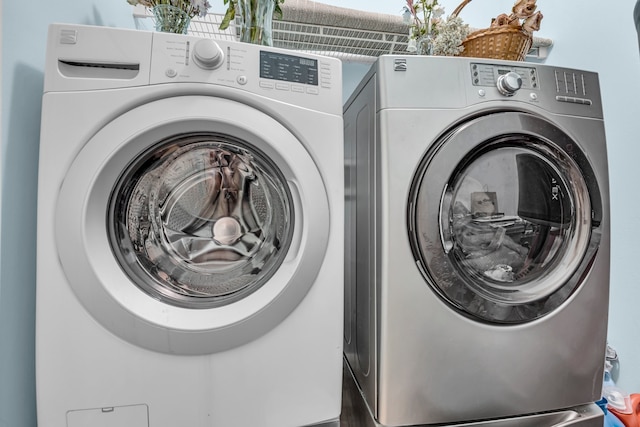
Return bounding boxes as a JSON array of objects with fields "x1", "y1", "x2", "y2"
[
  {"x1": 190, "y1": 0, "x2": 211, "y2": 17},
  {"x1": 432, "y1": 4, "x2": 444, "y2": 19},
  {"x1": 431, "y1": 16, "x2": 470, "y2": 56},
  {"x1": 407, "y1": 37, "x2": 417, "y2": 52},
  {"x1": 405, "y1": 0, "x2": 474, "y2": 56}
]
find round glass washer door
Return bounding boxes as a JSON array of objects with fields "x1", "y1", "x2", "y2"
[
  {"x1": 408, "y1": 112, "x2": 603, "y2": 324},
  {"x1": 109, "y1": 133, "x2": 293, "y2": 309},
  {"x1": 55, "y1": 96, "x2": 330, "y2": 355}
]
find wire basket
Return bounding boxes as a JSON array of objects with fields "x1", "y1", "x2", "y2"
[{"x1": 452, "y1": 0, "x2": 533, "y2": 61}]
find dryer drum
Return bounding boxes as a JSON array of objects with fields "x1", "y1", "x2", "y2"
[{"x1": 108, "y1": 132, "x2": 294, "y2": 309}]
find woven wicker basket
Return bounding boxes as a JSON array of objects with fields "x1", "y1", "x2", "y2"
[{"x1": 452, "y1": 0, "x2": 533, "y2": 61}]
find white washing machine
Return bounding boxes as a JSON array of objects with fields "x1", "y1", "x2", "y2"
[
  {"x1": 343, "y1": 56, "x2": 609, "y2": 426},
  {"x1": 36, "y1": 24, "x2": 343, "y2": 427}
]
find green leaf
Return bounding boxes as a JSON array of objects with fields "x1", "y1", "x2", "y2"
[
  {"x1": 219, "y1": 3, "x2": 236, "y2": 30},
  {"x1": 274, "y1": 2, "x2": 283, "y2": 20},
  {"x1": 219, "y1": 0, "x2": 284, "y2": 29}
]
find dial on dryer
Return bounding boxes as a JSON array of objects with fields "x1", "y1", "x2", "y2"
[{"x1": 497, "y1": 71, "x2": 523, "y2": 96}]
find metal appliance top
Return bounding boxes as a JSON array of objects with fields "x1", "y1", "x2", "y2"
[{"x1": 362, "y1": 56, "x2": 603, "y2": 119}]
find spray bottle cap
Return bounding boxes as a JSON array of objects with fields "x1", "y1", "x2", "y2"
[{"x1": 603, "y1": 386, "x2": 633, "y2": 414}]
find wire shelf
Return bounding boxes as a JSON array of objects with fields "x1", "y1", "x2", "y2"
[
  {"x1": 133, "y1": 1, "x2": 551, "y2": 63},
  {"x1": 134, "y1": 7, "x2": 410, "y2": 62}
]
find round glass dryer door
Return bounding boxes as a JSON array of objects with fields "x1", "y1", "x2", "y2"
[
  {"x1": 109, "y1": 133, "x2": 293, "y2": 308},
  {"x1": 409, "y1": 112, "x2": 602, "y2": 324}
]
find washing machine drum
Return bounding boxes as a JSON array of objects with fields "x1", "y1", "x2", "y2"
[
  {"x1": 109, "y1": 134, "x2": 293, "y2": 308},
  {"x1": 409, "y1": 112, "x2": 603, "y2": 324}
]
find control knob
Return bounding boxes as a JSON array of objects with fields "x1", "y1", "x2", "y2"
[
  {"x1": 496, "y1": 72, "x2": 522, "y2": 96},
  {"x1": 193, "y1": 39, "x2": 224, "y2": 70}
]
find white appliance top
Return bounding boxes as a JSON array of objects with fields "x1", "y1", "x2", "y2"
[{"x1": 44, "y1": 23, "x2": 342, "y2": 115}]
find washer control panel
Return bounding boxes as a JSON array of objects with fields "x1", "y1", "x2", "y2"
[
  {"x1": 259, "y1": 51, "x2": 318, "y2": 86},
  {"x1": 45, "y1": 24, "x2": 341, "y2": 114},
  {"x1": 471, "y1": 63, "x2": 539, "y2": 90},
  {"x1": 149, "y1": 32, "x2": 340, "y2": 114}
]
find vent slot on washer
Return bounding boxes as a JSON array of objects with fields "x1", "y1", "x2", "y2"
[{"x1": 58, "y1": 60, "x2": 140, "y2": 79}]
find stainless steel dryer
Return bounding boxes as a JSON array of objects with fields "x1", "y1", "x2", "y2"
[{"x1": 343, "y1": 56, "x2": 610, "y2": 426}]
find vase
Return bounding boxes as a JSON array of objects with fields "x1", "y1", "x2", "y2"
[
  {"x1": 237, "y1": 0, "x2": 275, "y2": 46},
  {"x1": 153, "y1": 4, "x2": 191, "y2": 35},
  {"x1": 416, "y1": 33, "x2": 434, "y2": 55}
]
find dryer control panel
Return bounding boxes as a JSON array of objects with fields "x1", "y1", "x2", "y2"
[
  {"x1": 471, "y1": 63, "x2": 540, "y2": 91},
  {"x1": 470, "y1": 62, "x2": 597, "y2": 107},
  {"x1": 464, "y1": 60, "x2": 603, "y2": 118},
  {"x1": 373, "y1": 56, "x2": 603, "y2": 120}
]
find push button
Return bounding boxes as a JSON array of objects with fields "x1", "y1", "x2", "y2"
[{"x1": 556, "y1": 95, "x2": 592, "y2": 105}]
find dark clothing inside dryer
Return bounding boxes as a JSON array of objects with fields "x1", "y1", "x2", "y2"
[{"x1": 516, "y1": 153, "x2": 571, "y2": 227}]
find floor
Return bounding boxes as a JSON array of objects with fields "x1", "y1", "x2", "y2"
[{"x1": 339, "y1": 361, "x2": 366, "y2": 427}]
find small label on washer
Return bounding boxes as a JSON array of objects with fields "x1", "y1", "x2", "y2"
[
  {"x1": 59, "y1": 29, "x2": 78, "y2": 44},
  {"x1": 394, "y1": 59, "x2": 407, "y2": 71}
]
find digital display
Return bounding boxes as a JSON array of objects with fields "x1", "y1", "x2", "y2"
[{"x1": 260, "y1": 51, "x2": 318, "y2": 86}]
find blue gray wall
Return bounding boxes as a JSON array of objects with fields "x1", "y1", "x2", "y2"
[
  {"x1": 0, "y1": 3, "x2": 136, "y2": 426},
  {"x1": 1, "y1": 1, "x2": 640, "y2": 426}
]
